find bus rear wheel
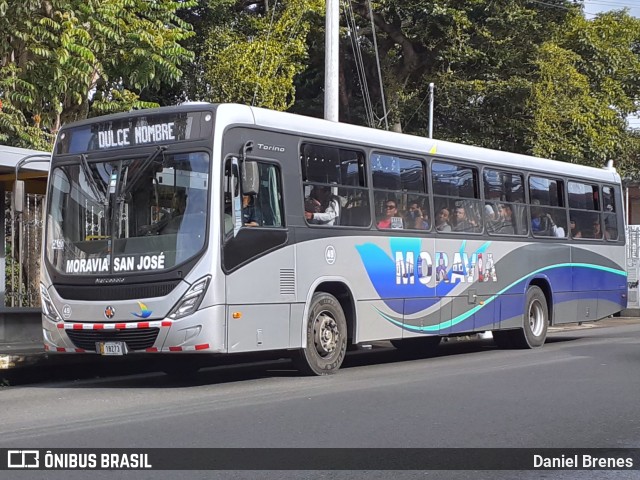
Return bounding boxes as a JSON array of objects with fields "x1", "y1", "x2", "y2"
[
  {"x1": 511, "y1": 285, "x2": 549, "y2": 348},
  {"x1": 293, "y1": 292, "x2": 347, "y2": 376}
]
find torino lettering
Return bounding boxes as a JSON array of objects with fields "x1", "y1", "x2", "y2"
[{"x1": 395, "y1": 251, "x2": 497, "y2": 285}]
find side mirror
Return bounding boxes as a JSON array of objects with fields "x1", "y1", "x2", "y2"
[
  {"x1": 13, "y1": 179, "x2": 26, "y2": 214},
  {"x1": 242, "y1": 161, "x2": 259, "y2": 195}
]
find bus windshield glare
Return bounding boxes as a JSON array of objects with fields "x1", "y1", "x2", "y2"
[{"x1": 45, "y1": 151, "x2": 210, "y2": 276}]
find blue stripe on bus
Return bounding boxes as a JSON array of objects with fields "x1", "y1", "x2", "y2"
[{"x1": 372, "y1": 264, "x2": 626, "y2": 333}]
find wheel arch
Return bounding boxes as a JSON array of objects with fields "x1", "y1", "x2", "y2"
[
  {"x1": 311, "y1": 281, "x2": 356, "y2": 346},
  {"x1": 527, "y1": 277, "x2": 553, "y2": 326}
]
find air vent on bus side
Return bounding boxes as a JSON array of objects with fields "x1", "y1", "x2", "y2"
[
  {"x1": 279, "y1": 269, "x2": 295, "y2": 296},
  {"x1": 55, "y1": 280, "x2": 182, "y2": 301}
]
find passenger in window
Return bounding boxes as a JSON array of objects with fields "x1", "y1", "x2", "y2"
[
  {"x1": 604, "y1": 216, "x2": 617, "y2": 239},
  {"x1": 406, "y1": 202, "x2": 429, "y2": 230},
  {"x1": 305, "y1": 186, "x2": 340, "y2": 226},
  {"x1": 484, "y1": 203, "x2": 498, "y2": 223},
  {"x1": 140, "y1": 190, "x2": 187, "y2": 235},
  {"x1": 570, "y1": 218, "x2": 582, "y2": 238},
  {"x1": 242, "y1": 194, "x2": 260, "y2": 227},
  {"x1": 172, "y1": 190, "x2": 187, "y2": 216},
  {"x1": 377, "y1": 201, "x2": 403, "y2": 229},
  {"x1": 484, "y1": 190, "x2": 501, "y2": 223},
  {"x1": 549, "y1": 214, "x2": 565, "y2": 238},
  {"x1": 591, "y1": 220, "x2": 609, "y2": 240},
  {"x1": 452, "y1": 205, "x2": 476, "y2": 232},
  {"x1": 160, "y1": 190, "x2": 190, "y2": 234},
  {"x1": 531, "y1": 204, "x2": 552, "y2": 236},
  {"x1": 435, "y1": 207, "x2": 452, "y2": 232},
  {"x1": 487, "y1": 203, "x2": 514, "y2": 235}
]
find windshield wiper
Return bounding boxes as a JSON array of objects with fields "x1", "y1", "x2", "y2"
[
  {"x1": 79, "y1": 154, "x2": 107, "y2": 204},
  {"x1": 118, "y1": 146, "x2": 166, "y2": 202}
]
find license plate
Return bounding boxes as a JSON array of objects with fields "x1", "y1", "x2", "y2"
[{"x1": 97, "y1": 341, "x2": 127, "y2": 356}]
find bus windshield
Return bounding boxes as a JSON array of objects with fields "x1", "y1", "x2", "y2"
[{"x1": 45, "y1": 151, "x2": 210, "y2": 276}]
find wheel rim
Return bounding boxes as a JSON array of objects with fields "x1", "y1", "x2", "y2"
[
  {"x1": 312, "y1": 310, "x2": 340, "y2": 357},
  {"x1": 528, "y1": 299, "x2": 545, "y2": 337}
]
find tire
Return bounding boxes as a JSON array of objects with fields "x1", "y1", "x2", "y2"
[
  {"x1": 391, "y1": 336, "x2": 441, "y2": 353},
  {"x1": 511, "y1": 285, "x2": 549, "y2": 348},
  {"x1": 293, "y1": 292, "x2": 348, "y2": 376}
]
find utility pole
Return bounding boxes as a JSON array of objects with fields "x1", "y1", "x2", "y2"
[
  {"x1": 428, "y1": 83, "x2": 434, "y2": 138},
  {"x1": 324, "y1": 0, "x2": 339, "y2": 122}
]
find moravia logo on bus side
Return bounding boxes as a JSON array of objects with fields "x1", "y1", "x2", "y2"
[
  {"x1": 355, "y1": 238, "x2": 497, "y2": 315},
  {"x1": 394, "y1": 250, "x2": 497, "y2": 285}
]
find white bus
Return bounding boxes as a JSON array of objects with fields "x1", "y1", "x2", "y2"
[{"x1": 40, "y1": 103, "x2": 627, "y2": 375}]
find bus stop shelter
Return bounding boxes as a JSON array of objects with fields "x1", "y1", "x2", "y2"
[{"x1": 0, "y1": 145, "x2": 50, "y2": 367}]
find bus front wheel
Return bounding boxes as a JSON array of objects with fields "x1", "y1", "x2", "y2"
[{"x1": 293, "y1": 292, "x2": 347, "y2": 376}]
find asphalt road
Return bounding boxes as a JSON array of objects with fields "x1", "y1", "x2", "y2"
[{"x1": 1, "y1": 317, "x2": 639, "y2": 480}]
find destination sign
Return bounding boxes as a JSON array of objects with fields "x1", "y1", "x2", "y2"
[
  {"x1": 97, "y1": 123, "x2": 176, "y2": 149},
  {"x1": 55, "y1": 110, "x2": 213, "y2": 155}
]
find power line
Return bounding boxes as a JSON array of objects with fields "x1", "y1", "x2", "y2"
[
  {"x1": 253, "y1": 0, "x2": 280, "y2": 106},
  {"x1": 343, "y1": 0, "x2": 376, "y2": 128},
  {"x1": 367, "y1": 0, "x2": 389, "y2": 130}
]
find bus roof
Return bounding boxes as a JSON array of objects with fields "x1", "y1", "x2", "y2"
[
  {"x1": 55, "y1": 102, "x2": 621, "y2": 185},
  {"x1": 236, "y1": 104, "x2": 620, "y2": 185}
]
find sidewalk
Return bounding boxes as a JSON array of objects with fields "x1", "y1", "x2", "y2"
[
  {"x1": 548, "y1": 315, "x2": 640, "y2": 332},
  {"x1": 0, "y1": 342, "x2": 46, "y2": 370}
]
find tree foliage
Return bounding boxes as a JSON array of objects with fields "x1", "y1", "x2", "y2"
[
  {"x1": 0, "y1": 0, "x2": 195, "y2": 149},
  {"x1": 199, "y1": 0, "x2": 324, "y2": 110},
  {"x1": 290, "y1": 0, "x2": 640, "y2": 173},
  {"x1": 529, "y1": 11, "x2": 640, "y2": 172},
  {"x1": 2, "y1": 0, "x2": 640, "y2": 176}
]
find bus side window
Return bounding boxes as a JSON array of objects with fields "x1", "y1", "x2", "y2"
[
  {"x1": 602, "y1": 185, "x2": 618, "y2": 241},
  {"x1": 243, "y1": 162, "x2": 284, "y2": 228},
  {"x1": 301, "y1": 143, "x2": 367, "y2": 227},
  {"x1": 341, "y1": 190, "x2": 371, "y2": 227},
  {"x1": 223, "y1": 158, "x2": 236, "y2": 235}
]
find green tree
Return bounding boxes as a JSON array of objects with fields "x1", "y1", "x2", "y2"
[
  {"x1": 529, "y1": 11, "x2": 640, "y2": 172},
  {"x1": 200, "y1": 0, "x2": 324, "y2": 110},
  {"x1": 0, "y1": 65, "x2": 53, "y2": 149},
  {"x1": 341, "y1": 0, "x2": 576, "y2": 141},
  {"x1": 289, "y1": 0, "x2": 579, "y2": 147},
  {"x1": 292, "y1": 0, "x2": 640, "y2": 173},
  {"x1": 0, "y1": 0, "x2": 196, "y2": 149}
]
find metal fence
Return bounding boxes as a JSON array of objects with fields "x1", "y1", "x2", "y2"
[
  {"x1": 626, "y1": 225, "x2": 640, "y2": 307},
  {"x1": 4, "y1": 191, "x2": 44, "y2": 308}
]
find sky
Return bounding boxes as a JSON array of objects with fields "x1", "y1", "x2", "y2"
[
  {"x1": 582, "y1": 0, "x2": 640, "y2": 18},
  {"x1": 582, "y1": 1, "x2": 640, "y2": 127}
]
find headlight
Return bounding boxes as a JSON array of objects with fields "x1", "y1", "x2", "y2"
[
  {"x1": 168, "y1": 276, "x2": 211, "y2": 320},
  {"x1": 40, "y1": 283, "x2": 62, "y2": 322}
]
